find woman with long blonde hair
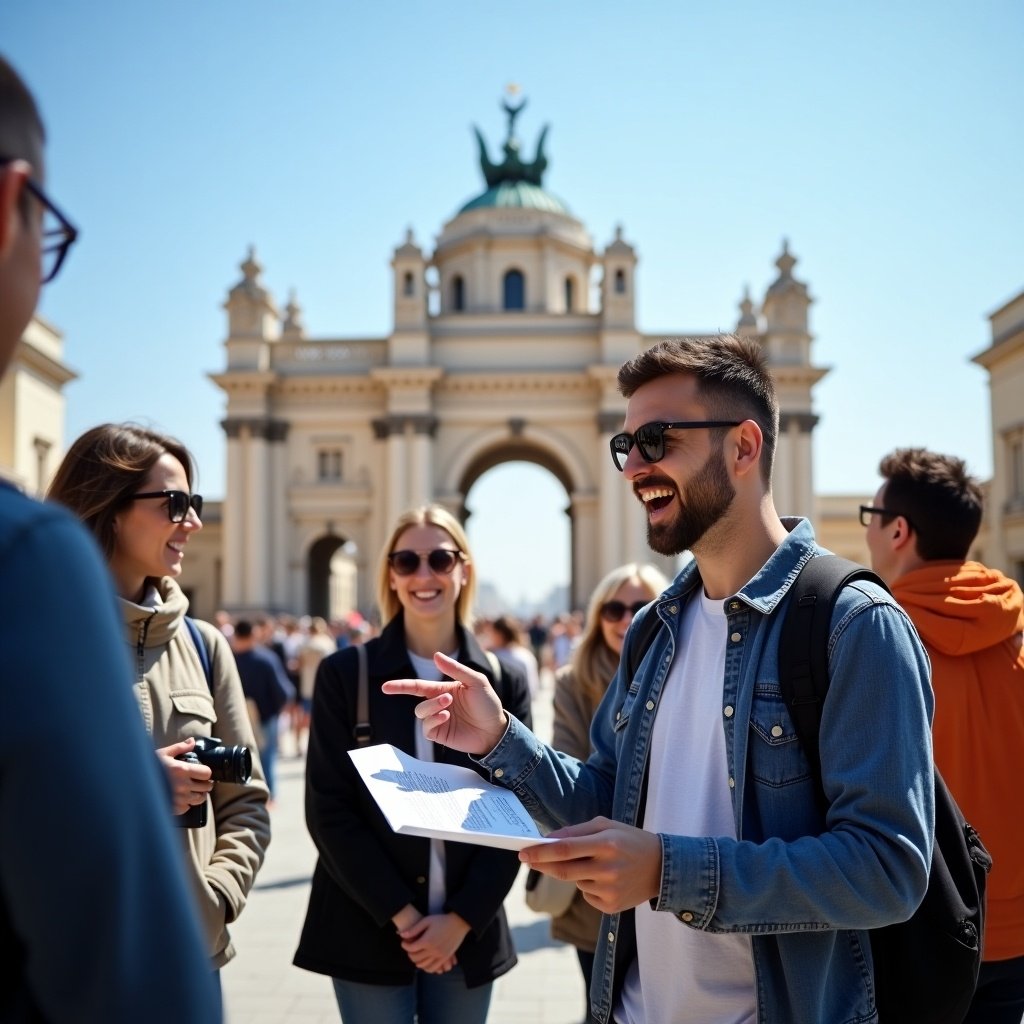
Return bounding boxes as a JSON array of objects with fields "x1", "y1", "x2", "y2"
[
  {"x1": 295, "y1": 504, "x2": 533, "y2": 1024},
  {"x1": 551, "y1": 562, "x2": 669, "y2": 1022}
]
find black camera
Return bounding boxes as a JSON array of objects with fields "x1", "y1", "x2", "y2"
[{"x1": 173, "y1": 736, "x2": 252, "y2": 829}]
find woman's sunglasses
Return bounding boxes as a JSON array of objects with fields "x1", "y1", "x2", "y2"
[
  {"x1": 387, "y1": 548, "x2": 464, "y2": 577},
  {"x1": 129, "y1": 489, "x2": 204, "y2": 523},
  {"x1": 599, "y1": 600, "x2": 648, "y2": 623}
]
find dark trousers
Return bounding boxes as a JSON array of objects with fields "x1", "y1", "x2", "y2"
[{"x1": 964, "y1": 956, "x2": 1024, "y2": 1024}]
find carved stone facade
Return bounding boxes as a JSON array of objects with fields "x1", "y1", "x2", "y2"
[
  {"x1": 973, "y1": 287, "x2": 1024, "y2": 584},
  {"x1": 190, "y1": 110, "x2": 829, "y2": 619},
  {"x1": 0, "y1": 314, "x2": 76, "y2": 496}
]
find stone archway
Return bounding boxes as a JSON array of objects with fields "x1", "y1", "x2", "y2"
[
  {"x1": 306, "y1": 535, "x2": 358, "y2": 620},
  {"x1": 456, "y1": 440, "x2": 578, "y2": 608}
]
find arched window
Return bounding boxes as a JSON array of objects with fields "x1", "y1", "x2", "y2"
[
  {"x1": 503, "y1": 269, "x2": 525, "y2": 311},
  {"x1": 614, "y1": 269, "x2": 626, "y2": 294},
  {"x1": 451, "y1": 275, "x2": 465, "y2": 312},
  {"x1": 402, "y1": 271, "x2": 415, "y2": 297},
  {"x1": 564, "y1": 276, "x2": 576, "y2": 313}
]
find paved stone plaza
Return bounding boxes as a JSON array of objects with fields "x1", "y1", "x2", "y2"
[{"x1": 222, "y1": 685, "x2": 587, "y2": 1024}]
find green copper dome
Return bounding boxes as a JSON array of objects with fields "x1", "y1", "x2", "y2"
[
  {"x1": 458, "y1": 97, "x2": 570, "y2": 216},
  {"x1": 460, "y1": 179, "x2": 569, "y2": 214}
]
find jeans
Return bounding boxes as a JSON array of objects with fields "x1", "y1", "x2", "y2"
[
  {"x1": 260, "y1": 714, "x2": 280, "y2": 797},
  {"x1": 331, "y1": 967, "x2": 491, "y2": 1024},
  {"x1": 964, "y1": 956, "x2": 1024, "y2": 1024}
]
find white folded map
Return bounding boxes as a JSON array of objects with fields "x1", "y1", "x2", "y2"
[{"x1": 349, "y1": 742, "x2": 554, "y2": 851}]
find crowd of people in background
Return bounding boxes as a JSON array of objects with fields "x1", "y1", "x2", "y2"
[{"x1": 211, "y1": 606, "x2": 598, "y2": 771}]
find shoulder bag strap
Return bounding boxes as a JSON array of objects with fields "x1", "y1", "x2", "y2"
[
  {"x1": 184, "y1": 616, "x2": 213, "y2": 694},
  {"x1": 353, "y1": 642, "x2": 372, "y2": 746}
]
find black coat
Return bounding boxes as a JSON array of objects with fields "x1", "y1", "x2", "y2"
[{"x1": 293, "y1": 614, "x2": 533, "y2": 988}]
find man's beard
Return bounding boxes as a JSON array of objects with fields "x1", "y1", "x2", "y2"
[{"x1": 645, "y1": 446, "x2": 736, "y2": 556}]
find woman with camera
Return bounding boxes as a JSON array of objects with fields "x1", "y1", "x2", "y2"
[
  {"x1": 47, "y1": 423, "x2": 270, "y2": 996},
  {"x1": 295, "y1": 504, "x2": 532, "y2": 1024},
  {"x1": 549, "y1": 562, "x2": 668, "y2": 1024}
]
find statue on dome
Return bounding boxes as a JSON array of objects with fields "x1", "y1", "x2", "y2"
[{"x1": 473, "y1": 90, "x2": 549, "y2": 189}]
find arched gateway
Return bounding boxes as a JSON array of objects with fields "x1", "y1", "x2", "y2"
[{"x1": 206, "y1": 99, "x2": 826, "y2": 618}]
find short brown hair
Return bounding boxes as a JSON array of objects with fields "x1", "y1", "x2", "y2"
[
  {"x1": 47, "y1": 423, "x2": 195, "y2": 559},
  {"x1": 878, "y1": 448, "x2": 983, "y2": 561},
  {"x1": 617, "y1": 334, "x2": 779, "y2": 483},
  {"x1": 0, "y1": 57, "x2": 46, "y2": 217}
]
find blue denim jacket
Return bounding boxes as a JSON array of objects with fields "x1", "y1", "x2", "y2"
[{"x1": 480, "y1": 519, "x2": 934, "y2": 1024}]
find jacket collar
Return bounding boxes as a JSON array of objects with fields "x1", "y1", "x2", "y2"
[
  {"x1": 657, "y1": 517, "x2": 818, "y2": 616},
  {"x1": 371, "y1": 610, "x2": 494, "y2": 679}
]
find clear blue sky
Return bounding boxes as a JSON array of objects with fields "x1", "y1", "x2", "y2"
[{"x1": 4, "y1": 1, "x2": 1022, "y2": 608}]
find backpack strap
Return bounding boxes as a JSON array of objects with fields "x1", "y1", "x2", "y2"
[
  {"x1": 184, "y1": 616, "x2": 213, "y2": 694},
  {"x1": 353, "y1": 642, "x2": 372, "y2": 746},
  {"x1": 778, "y1": 554, "x2": 889, "y2": 809},
  {"x1": 623, "y1": 605, "x2": 664, "y2": 682}
]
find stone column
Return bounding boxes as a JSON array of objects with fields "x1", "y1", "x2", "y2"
[
  {"x1": 246, "y1": 421, "x2": 270, "y2": 609},
  {"x1": 408, "y1": 415, "x2": 438, "y2": 507},
  {"x1": 268, "y1": 419, "x2": 290, "y2": 610},
  {"x1": 222, "y1": 419, "x2": 247, "y2": 608},
  {"x1": 597, "y1": 410, "x2": 625, "y2": 569}
]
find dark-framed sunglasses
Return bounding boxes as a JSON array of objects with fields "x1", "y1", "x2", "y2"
[
  {"x1": 387, "y1": 548, "x2": 464, "y2": 576},
  {"x1": 0, "y1": 158, "x2": 79, "y2": 283},
  {"x1": 609, "y1": 420, "x2": 742, "y2": 471},
  {"x1": 858, "y1": 504, "x2": 913, "y2": 529},
  {"x1": 129, "y1": 490, "x2": 204, "y2": 523},
  {"x1": 599, "y1": 599, "x2": 648, "y2": 623}
]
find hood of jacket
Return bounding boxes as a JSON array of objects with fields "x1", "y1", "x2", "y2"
[
  {"x1": 891, "y1": 560, "x2": 1024, "y2": 657},
  {"x1": 120, "y1": 576, "x2": 189, "y2": 647}
]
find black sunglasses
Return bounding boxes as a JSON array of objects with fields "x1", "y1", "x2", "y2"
[
  {"x1": 599, "y1": 599, "x2": 648, "y2": 623},
  {"x1": 387, "y1": 548, "x2": 464, "y2": 576},
  {"x1": 858, "y1": 505, "x2": 913, "y2": 529},
  {"x1": 129, "y1": 490, "x2": 204, "y2": 523},
  {"x1": 609, "y1": 420, "x2": 742, "y2": 471},
  {"x1": 0, "y1": 158, "x2": 79, "y2": 283}
]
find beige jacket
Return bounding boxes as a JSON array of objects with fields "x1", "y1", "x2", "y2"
[
  {"x1": 122, "y1": 577, "x2": 271, "y2": 968},
  {"x1": 550, "y1": 663, "x2": 603, "y2": 953}
]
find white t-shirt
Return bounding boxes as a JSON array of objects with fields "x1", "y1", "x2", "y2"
[
  {"x1": 617, "y1": 589, "x2": 756, "y2": 1024},
  {"x1": 408, "y1": 650, "x2": 455, "y2": 916}
]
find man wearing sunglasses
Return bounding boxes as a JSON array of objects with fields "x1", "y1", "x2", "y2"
[
  {"x1": 865, "y1": 448, "x2": 1024, "y2": 1022},
  {"x1": 386, "y1": 334, "x2": 933, "y2": 1023},
  {"x1": 0, "y1": 57, "x2": 218, "y2": 1021}
]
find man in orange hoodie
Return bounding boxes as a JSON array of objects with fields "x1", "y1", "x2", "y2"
[{"x1": 865, "y1": 447, "x2": 1024, "y2": 1023}]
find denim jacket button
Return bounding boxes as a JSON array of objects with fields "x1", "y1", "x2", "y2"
[
  {"x1": 645, "y1": 700, "x2": 655, "y2": 711},
  {"x1": 679, "y1": 911, "x2": 694, "y2": 923},
  {"x1": 723, "y1": 705, "x2": 734, "y2": 718},
  {"x1": 494, "y1": 769, "x2": 504, "y2": 779},
  {"x1": 771, "y1": 724, "x2": 784, "y2": 738},
  {"x1": 667, "y1": 604, "x2": 679, "y2": 615},
  {"x1": 730, "y1": 631, "x2": 742, "y2": 643},
  {"x1": 607, "y1": 931, "x2": 615, "y2": 943},
  {"x1": 728, "y1": 777, "x2": 735, "y2": 788},
  {"x1": 728, "y1": 600, "x2": 741, "y2": 612}
]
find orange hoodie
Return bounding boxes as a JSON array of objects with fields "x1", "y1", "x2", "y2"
[{"x1": 892, "y1": 561, "x2": 1024, "y2": 961}]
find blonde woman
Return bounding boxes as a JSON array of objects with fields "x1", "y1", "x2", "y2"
[
  {"x1": 295, "y1": 505, "x2": 532, "y2": 1024},
  {"x1": 551, "y1": 562, "x2": 669, "y2": 1023}
]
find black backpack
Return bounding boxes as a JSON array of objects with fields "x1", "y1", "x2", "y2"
[{"x1": 626, "y1": 554, "x2": 992, "y2": 1023}]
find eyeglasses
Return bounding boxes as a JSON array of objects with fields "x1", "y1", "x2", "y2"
[
  {"x1": 0, "y1": 159, "x2": 79, "y2": 283},
  {"x1": 387, "y1": 548, "x2": 464, "y2": 576},
  {"x1": 599, "y1": 600, "x2": 648, "y2": 623},
  {"x1": 859, "y1": 505, "x2": 913, "y2": 529},
  {"x1": 129, "y1": 490, "x2": 204, "y2": 523},
  {"x1": 609, "y1": 420, "x2": 742, "y2": 471}
]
